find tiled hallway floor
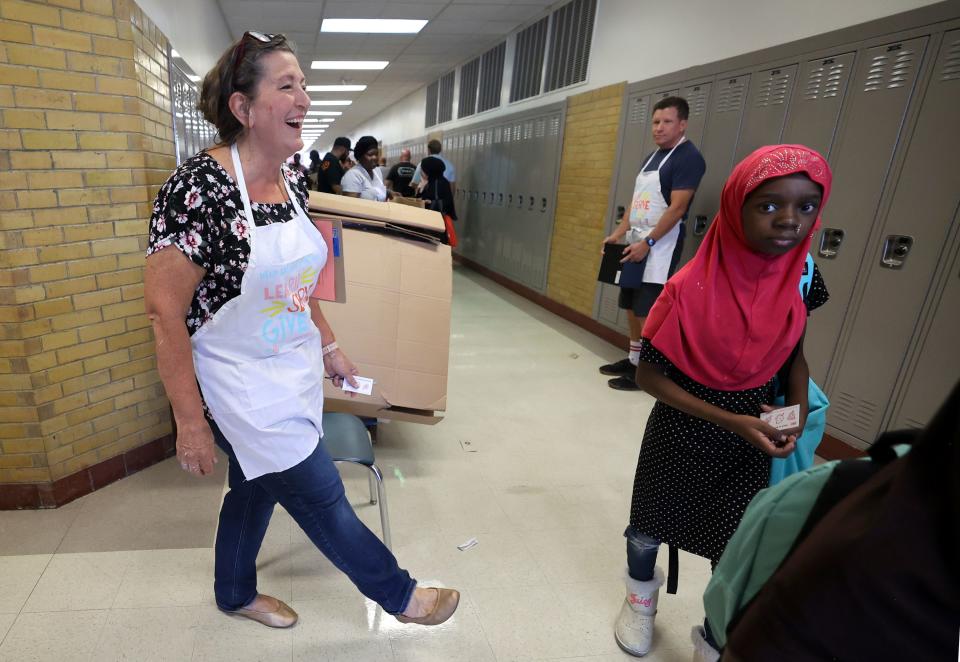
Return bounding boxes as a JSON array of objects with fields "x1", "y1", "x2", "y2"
[{"x1": 0, "y1": 266, "x2": 712, "y2": 661}]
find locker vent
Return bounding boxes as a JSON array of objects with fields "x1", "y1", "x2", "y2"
[
  {"x1": 485, "y1": 128, "x2": 493, "y2": 144},
  {"x1": 544, "y1": 0, "x2": 597, "y2": 93},
  {"x1": 425, "y1": 80, "x2": 438, "y2": 127},
  {"x1": 754, "y1": 69, "x2": 792, "y2": 107},
  {"x1": 503, "y1": 125, "x2": 512, "y2": 143},
  {"x1": 628, "y1": 96, "x2": 649, "y2": 124},
  {"x1": 939, "y1": 36, "x2": 960, "y2": 81},
  {"x1": 833, "y1": 391, "x2": 880, "y2": 434},
  {"x1": 535, "y1": 118, "x2": 546, "y2": 138},
  {"x1": 458, "y1": 57, "x2": 480, "y2": 118},
  {"x1": 716, "y1": 78, "x2": 747, "y2": 112},
  {"x1": 803, "y1": 59, "x2": 848, "y2": 100},
  {"x1": 687, "y1": 86, "x2": 708, "y2": 116},
  {"x1": 523, "y1": 120, "x2": 534, "y2": 140},
  {"x1": 510, "y1": 17, "x2": 549, "y2": 102},
  {"x1": 494, "y1": 126, "x2": 502, "y2": 142},
  {"x1": 513, "y1": 124, "x2": 522, "y2": 141},
  {"x1": 549, "y1": 116, "x2": 561, "y2": 136},
  {"x1": 864, "y1": 47, "x2": 917, "y2": 92},
  {"x1": 438, "y1": 71, "x2": 455, "y2": 123},
  {"x1": 478, "y1": 42, "x2": 506, "y2": 112}
]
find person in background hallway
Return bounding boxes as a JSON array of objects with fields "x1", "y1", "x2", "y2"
[
  {"x1": 599, "y1": 96, "x2": 706, "y2": 391},
  {"x1": 307, "y1": 149, "x2": 321, "y2": 190},
  {"x1": 411, "y1": 139, "x2": 456, "y2": 195},
  {"x1": 291, "y1": 152, "x2": 308, "y2": 178},
  {"x1": 341, "y1": 135, "x2": 389, "y2": 201},
  {"x1": 144, "y1": 31, "x2": 459, "y2": 632},
  {"x1": 417, "y1": 155, "x2": 457, "y2": 220},
  {"x1": 386, "y1": 148, "x2": 417, "y2": 197},
  {"x1": 614, "y1": 145, "x2": 831, "y2": 657},
  {"x1": 724, "y1": 381, "x2": 960, "y2": 662},
  {"x1": 317, "y1": 136, "x2": 350, "y2": 194},
  {"x1": 377, "y1": 155, "x2": 389, "y2": 182}
]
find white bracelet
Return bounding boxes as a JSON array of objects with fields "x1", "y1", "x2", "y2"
[{"x1": 321, "y1": 341, "x2": 339, "y2": 357}]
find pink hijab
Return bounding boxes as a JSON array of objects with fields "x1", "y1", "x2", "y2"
[{"x1": 642, "y1": 145, "x2": 832, "y2": 391}]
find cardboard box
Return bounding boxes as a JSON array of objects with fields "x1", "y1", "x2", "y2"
[
  {"x1": 309, "y1": 191, "x2": 443, "y2": 233},
  {"x1": 391, "y1": 195, "x2": 426, "y2": 209},
  {"x1": 308, "y1": 193, "x2": 451, "y2": 424}
]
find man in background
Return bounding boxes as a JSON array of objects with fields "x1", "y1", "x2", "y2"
[
  {"x1": 386, "y1": 148, "x2": 417, "y2": 198},
  {"x1": 412, "y1": 139, "x2": 456, "y2": 195},
  {"x1": 599, "y1": 97, "x2": 706, "y2": 391},
  {"x1": 317, "y1": 137, "x2": 351, "y2": 194}
]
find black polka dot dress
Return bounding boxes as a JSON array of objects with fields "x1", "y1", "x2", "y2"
[{"x1": 628, "y1": 265, "x2": 829, "y2": 563}]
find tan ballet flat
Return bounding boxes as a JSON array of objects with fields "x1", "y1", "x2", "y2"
[
  {"x1": 229, "y1": 594, "x2": 298, "y2": 628},
  {"x1": 395, "y1": 587, "x2": 460, "y2": 626}
]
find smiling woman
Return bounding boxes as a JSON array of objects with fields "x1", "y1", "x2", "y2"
[{"x1": 142, "y1": 31, "x2": 459, "y2": 633}]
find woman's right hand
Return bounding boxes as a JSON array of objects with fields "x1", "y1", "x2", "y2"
[
  {"x1": 176, "y1": 420, "x2": 218, "y2": 477},
  {"x1": 723, "y1": 414, "x2": 797, "y2": 458}
]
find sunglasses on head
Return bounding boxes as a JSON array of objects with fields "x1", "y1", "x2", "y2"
[{"x1": 231, "y1": 31, "x2": 286, "y2": 75}]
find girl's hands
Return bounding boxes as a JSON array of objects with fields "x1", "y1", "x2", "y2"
[{"x1": 724, "y1": 414, "x2": 797, "y2": 458}]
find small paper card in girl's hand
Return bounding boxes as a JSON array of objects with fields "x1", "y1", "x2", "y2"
[{"x1": 760, "y1": 404, "x2": 801, "y2": 431}]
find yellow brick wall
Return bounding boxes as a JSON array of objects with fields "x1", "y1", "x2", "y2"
[
  {"x1": 545, "y1": 83, "x2": 625, "y2": 315},
  {"x1": 0, "y1": 0, "x2": 175, "y2": 483}
]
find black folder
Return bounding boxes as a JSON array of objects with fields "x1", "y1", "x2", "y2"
[{"x1": 597, "y1": 243, "x2": 647, "y2": 288}]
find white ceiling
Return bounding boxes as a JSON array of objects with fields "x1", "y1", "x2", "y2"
[{"x1": 217, "y1": 0, "x2": 556, "y2": 142}]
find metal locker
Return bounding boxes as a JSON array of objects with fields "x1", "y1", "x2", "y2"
[
  {"x1": 825, "y1": 30, "x2": 959, "y2": 444},
  {"x1": 597, "y1": 91, "x2": 652, "y2": 332},
  {"x1": 782, "y1": 52, "x2": 856, "y2": 158},
  {"x1": 680, "y1": 81, "x2": 712, "y2": 147},
  {"x1": 679, "y1": 73, "x2": 752, "y2": 266},
  {"x1": 805, "y1": 35, "x2": 929, "y2": 384},
  {"x1": 888, "y1": 221, "x2": 960, "y2": 432},
  {"x1": 734, "y1": 64, "x2": 799, "y2": 160}
]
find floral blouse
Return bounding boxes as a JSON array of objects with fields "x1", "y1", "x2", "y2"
[{"x1": 146, "y1": 152, "x2": 310, "y2": 335}]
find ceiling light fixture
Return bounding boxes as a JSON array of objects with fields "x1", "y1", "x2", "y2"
[
  {"x1": 306, "y1": 111, "x2": 343, "y2": 116},
  {"x1": 311, "y1": 60, "x2": 389, "y2": 70},
  {"x1": 321, "y1": 19, "x2": 428, "y2": 34},
  {"x1": 171, "y1": 49, "x2": 181, "y2": 57},
  {"x1": 307, "y1": 84, "x2": 367, "y2": 92},
  {"x1": 187, "y1": 75, "x2": 201, "y2": 82},
  {"x1": 310, "y1": 100, "x2": 352, "y2": 106}
]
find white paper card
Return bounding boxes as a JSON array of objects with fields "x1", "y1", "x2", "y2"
[
  {"x1": 341, "y1": 376, "x2": 374, "y2": 396},
  {"x1": 457, "y1": 537, "x2": 479, "y2": 551},
  {"x1": 760, "y1": 404, "x2": 800, "y2": 431}
]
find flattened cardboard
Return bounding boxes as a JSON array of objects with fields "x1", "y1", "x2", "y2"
[
  {"x1": 314, "y1": 223, "x2": 452, "y2": 418},
  {"x1": 308, "y1": 191, "x2": 445, "y2": 233}
]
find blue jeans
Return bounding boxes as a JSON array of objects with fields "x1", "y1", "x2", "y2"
[
  {"x1": 625, "y1": 527, "x2": 718, "y2": 649},
  {"x1": 212, "y1": 421, "x2": 416, "y2": 614}
]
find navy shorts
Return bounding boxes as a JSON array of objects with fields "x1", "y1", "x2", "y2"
[{"x1": 618, "y1": 224, "x2": 686, "y2": 316}]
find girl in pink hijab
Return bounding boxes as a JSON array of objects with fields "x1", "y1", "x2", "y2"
[{"x1": 614, "y1": 145, "x2": 832, "y2": 658}]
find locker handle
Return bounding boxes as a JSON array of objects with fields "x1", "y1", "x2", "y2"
[
  {"x1": 818, "y1": 228, "x2": 845, "y2": 259},
  {"x1": 508, "y1": 194, "x2": 513, "y2": 205},
  {"x1": 518, "y1": 195, "x2": 524, "y2": 208},
  {"x1": 498, "y1": 193, "x2": 503, "y2": 205},
  {"x1": 693, "y1": 215, "x2": 709, "y2": 236},
  {"x1": 540, "y1": 197, "x2": 547, "y2": 212},
  {"x1": 880, "y1": 234, "x2": 913, "y2": 269},
  {"x1": 528, "y1": 195, "x2": 535, "y2": 210}
]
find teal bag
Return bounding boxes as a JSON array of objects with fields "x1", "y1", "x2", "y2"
[{"x1": 769, "y1": 254, "x2": 829, "y2": 487}]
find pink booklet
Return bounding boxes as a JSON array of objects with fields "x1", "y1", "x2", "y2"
[{"x1": 310, "y1": 217, "x2": 346, "y2": 303}]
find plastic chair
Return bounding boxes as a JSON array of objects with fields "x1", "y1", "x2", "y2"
[{"x1": 321, "y1": 412, "x2": 392, "y2": 550}]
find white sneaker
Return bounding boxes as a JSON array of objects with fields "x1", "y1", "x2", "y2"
[
  {"x1": 690, "y1": 625, "x2": 720, "y2": 662},
  {"x1": 614, "y1": 566, "x2": 664, "y2": 657}
]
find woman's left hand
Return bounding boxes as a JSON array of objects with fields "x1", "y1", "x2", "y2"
[
  {"x1": 323, "y1": 349, "x2": 360, "y2": 390},
  {"x1": 759, "y1": 404, "x2": 805, "y2": 445}
]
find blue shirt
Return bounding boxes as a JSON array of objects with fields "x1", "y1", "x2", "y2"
[{"x1": 411, "y1": 155, "x2": 456, "y2": 185}]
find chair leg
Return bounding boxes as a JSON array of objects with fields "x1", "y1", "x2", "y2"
[
  {"x1": 368, "y1": 471, "x2": 377, "y2": 505},
  {"x1": 369, "y1": 463, "x2": 391, "y2": 551}
]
